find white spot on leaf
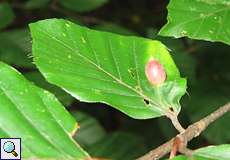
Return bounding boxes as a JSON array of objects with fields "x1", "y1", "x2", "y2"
[
  {"x1": 181, "y1": 30, "x2": 188, "y2": 36},
  {"x1": 65, "y1": 23, "x2": 70, "y2": 28},
  {"x1": 81, "y1": 37, "x2": 86, "y2": 43},
  {"x1": 200, "y1": 13, "x2": 205, "y2": 18},
  {"x1": 209, "y1": 30, "x2": 214, "y2": 34}
]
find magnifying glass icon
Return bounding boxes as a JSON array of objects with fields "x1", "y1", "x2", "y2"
[{"x1": 3, "y1": 141, "x2": 18, "y2": 157}]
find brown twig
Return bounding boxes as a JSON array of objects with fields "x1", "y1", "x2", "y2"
[{"x1": 137, "y1": 102, "x2": 230, "y2": 160}]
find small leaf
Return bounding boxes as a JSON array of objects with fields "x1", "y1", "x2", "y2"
[
  {"x1": 159, "y1": 0, "x2": 230, "y2": 45},
  {"x1": 0, "y1": 62, "x2": 89, "y2": 159},
  {"x1": 30, "y1": 18, "x2": 186, "y2": 119},
  {"x1": 0, "y1": 3, "x2": 15, "y2": 29},
  {"x1": 58, "y1": 0, "x2": 108, "y2": 12},
  {"x1": 0, "y1": 29, "x2": 34, "y2": 68}
]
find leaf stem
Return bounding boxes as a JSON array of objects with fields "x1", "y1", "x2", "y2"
[
  {"x1": 166, "y1": 110, "x2": 185, "y2": 133},
  {"x1": 137, "y1": 102, "x2": 230, "y2": 160}
]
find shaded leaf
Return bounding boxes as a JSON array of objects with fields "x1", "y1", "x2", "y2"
[
  {"x1": 157, "y1": 116, "x2": 177, "y2": 140},
  {"x1": 25, "y1": 0, "x2": 51, "y2": 9},
  {"x1": 93, "y1": 23, "x2": 138, "y2": 36},
  {"x1": 194, "y1": 42, "x2": 230, "y2": 84},
  {"x1": 0, "y1": 62, "x2": 89, "y2": 159},
  {"x1": 159, "y1": 0, "x2": 230, "y2": 45},
  {"x1": 0, "y1": 29, "x2": 34, "y2": 68},
  {"x1": 120, "y1": 118, "x2": 164, "y2": 148},
  {"x1": 71, "y1": 111, "x2": 106, "y2": 148},
  {"x1": 59, "y1": 0, "x2": 108, "y2": 12},
  {"x1": 30, "y1": 18, "x2": 186, "y2": 119},
  {"x1": 88, "y1": 132, "x2": 147, "y2": 160},
  {"x1": 0, "y1": 3, "x2": 15, "y2": 29},
  {"x1": 171, "y1": 51, "x2": 197, "y2": 85}
]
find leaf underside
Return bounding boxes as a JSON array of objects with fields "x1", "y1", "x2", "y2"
[
  {"x1": 30, "y1": 18, "x2": 186, "y2": 119},
  {"x1": 0, "y1": 62, "x2": 89, "y2": 159}
]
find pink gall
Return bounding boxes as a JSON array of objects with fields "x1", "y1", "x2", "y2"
[{"x1": 145, "y1": 59, "x2": 166, "y2": 85}]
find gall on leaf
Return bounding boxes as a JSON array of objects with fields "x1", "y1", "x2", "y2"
[{"x1": 145, "y1": 59, "x2": 166, "y2": 86}]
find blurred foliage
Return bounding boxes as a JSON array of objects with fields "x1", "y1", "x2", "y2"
[
  {"x1": 0, "y1": 2, "x2": 15, "y2": 29},
  {"x1": 0, "y1": 29, "x2": 33, "y2": 68},
  {"x1": 59, "y1": 0, "x2": 108, "y2": 12},
  {"x1": 24, "y1": 0, "x2": 51, "y2": 9},
  {"x1": 71, "y1": 111, "x2": 106, "y2": 148},
  {"x1": 0, "y1": 0, "x2": 229, "y2": 159},
  {"x1": 87, "y1": 132, "x2": 147, "y2": 160},
  {"x1": 93, "y1": 23, "x2": 138, "y2": 36}
]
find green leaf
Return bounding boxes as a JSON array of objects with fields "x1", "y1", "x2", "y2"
[
  {"x1": 58, "y1": 0, "x2": 108, "y2": 12},
  {"x1": 0, "y1": 3, "x2": 15, "y2": 29},
  {"x1": 71, "y1": 111, "x2": 106, "y2": 147},
  {"x1": 25, "y1": 0, "x2": 51, "y2": 9},
  {"x1": 194, "y1": 144, "x2": 230, "y2": 160},
  {"x1": 30, "y1": 18, "x2": 187, "y2": 119},
  {"x1": 24, "y1": 71, "x2": 75, "y2": 106},
  {"x1": 159, "y1": 0, "x2": 230, "y2": 45},
  {"x1": 88, "y1": 132, "x2": 147, "y2": 160},
  {"x1": 170, "y1": 155, "x2": 208, "y2": 160},
  {"x1": 170, "y1": 155, "x2": 189, "y2": 160},
  {"x1": 172, "y1": 145, "x2": 230, "y2": 160},
  {"x1": 0, "y1": 62, "x2": 89, "y2": 159},
  {"x1": 0, "y1": 29, "x2": 34, "y2": 68}
]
